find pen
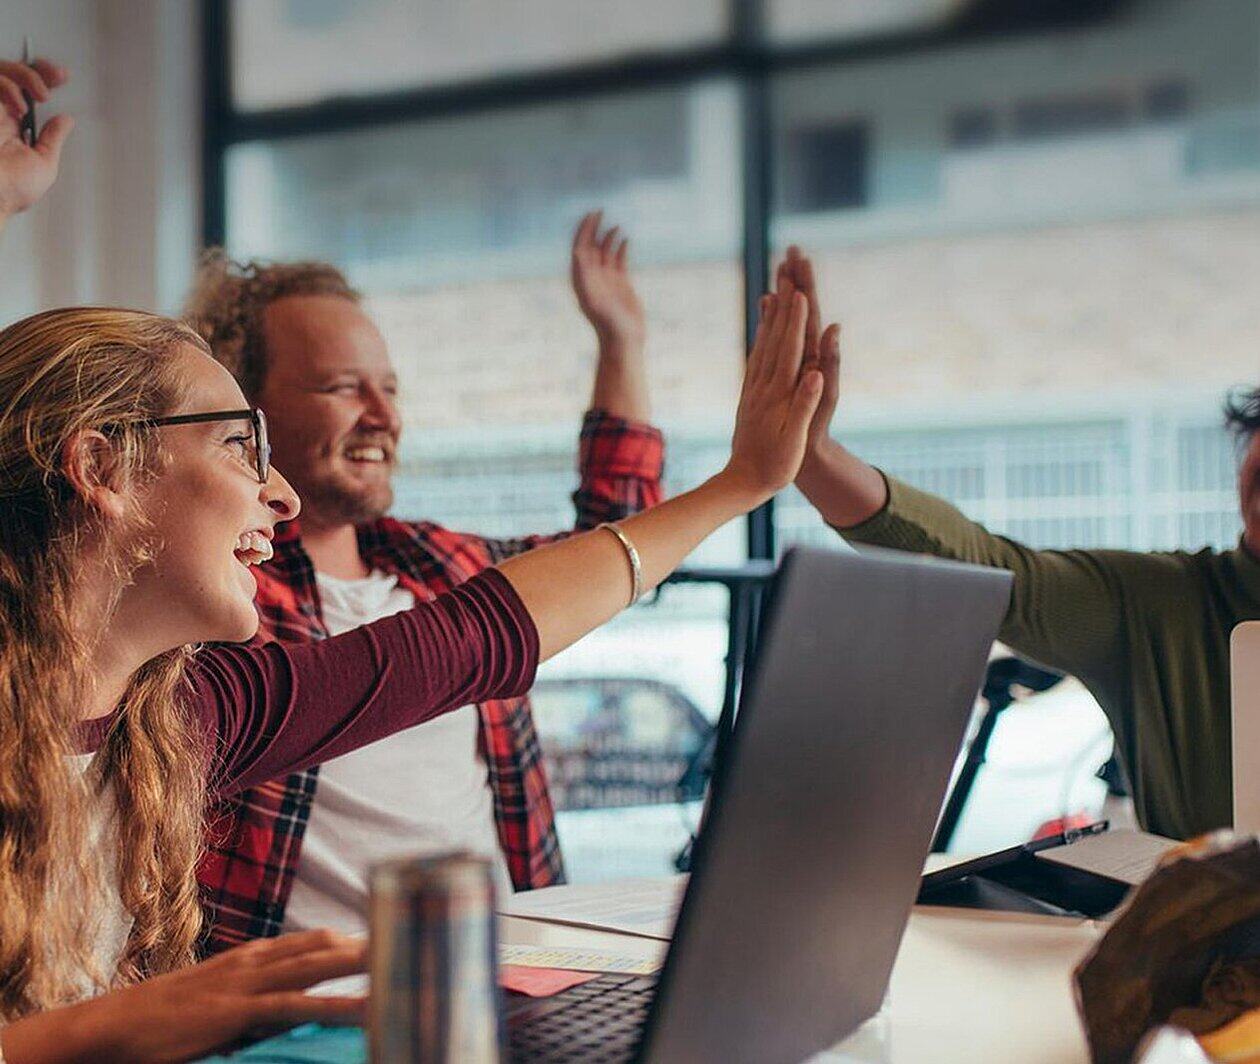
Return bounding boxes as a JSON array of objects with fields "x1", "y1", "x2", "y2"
[
  {"x1": 20, "y1": 36, "x2": 36, "y2": 147},
  {"x1": 1059, "y1": 819, "x2": 1110, "y2": 847},
  {"x1": 1022, "y1": 818, "x2": 1109, "y2": 854},
  {"x1": 918, "y1": 820, "x2": 1110, "y2": 890}
]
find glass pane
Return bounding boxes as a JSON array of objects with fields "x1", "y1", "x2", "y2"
[
  {"x1": 947, "y1": 677, "x2": 1112, "y2": 855},
  {"x1": 772, "y1": 0, "x2": 1260, "y2": 555},
  {"x1": 536, "y1": 582, "x2": 729, "y2": 881},
  {"x1": 226, "y1": 81, "x2": 745, "y2": 565},
  {"x1": 769, "y1": 0, "x2": 1260, "y2": 848},
  {"x1": 230, "y1": 0, "x2": 731, "y2": 111}
]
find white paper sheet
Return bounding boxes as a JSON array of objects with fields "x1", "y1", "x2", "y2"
[
  {"x1": 305, "y1": 942, "x2": 665, "y2": 1000},
  {"x1": 1034, "y1": 829, "x2": 1178, "y2": 886},
  {"x1": 498, "y1": 875, "x2": 688, "y2": 940},
  {"x1": 924, "y1": 852, "x2": 973, "y2": 876}
]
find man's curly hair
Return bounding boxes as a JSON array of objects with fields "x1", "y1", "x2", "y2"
[{"x1": 182, "y1": 249, "x2": 362, "y2": 400}]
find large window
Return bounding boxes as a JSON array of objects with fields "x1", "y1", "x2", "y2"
[{"x1": 208, "y1": 0, "x2": 1260, "y2": 871}]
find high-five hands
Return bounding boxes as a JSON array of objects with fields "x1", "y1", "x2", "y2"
[
  {"x1": 775, "y1": 245, "x2": 890, "y2": 525},
  {"x1": 0, "y1": 54, "x2": 73, "y2": 222},
  {"x1": 778, "y1": 245, "x2": 841, "y2": 454},
  {"x1": 570, "y1": 210, "x2": 646, "y2": 355},
  {"x1": 721, "y1": 278, "x2": 831, "y2": 505}
]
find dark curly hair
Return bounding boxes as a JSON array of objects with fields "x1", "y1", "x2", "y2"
[
  {"x1": 181, "y1": 249, "x2": 361, "y2": 401},
  {"x1": 1224, "y1": 386, "x2": 1260, "y2": 442}
]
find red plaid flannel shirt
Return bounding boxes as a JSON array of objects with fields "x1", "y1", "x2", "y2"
[{"x1": 197, "y1": 411, "x2": 664, "y2": 953}]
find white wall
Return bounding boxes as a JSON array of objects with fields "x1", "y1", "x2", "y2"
[{"x1": 0, "y1": 0, "x2": 199, "y2": 325}]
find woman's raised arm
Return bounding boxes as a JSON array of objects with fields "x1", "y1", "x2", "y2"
[
  {"x1": 501, "y1": 287, "x2": 820, "y2": 659},
  {"x1": 195, "y1": 287, "x2": 825, "y2": 796}
]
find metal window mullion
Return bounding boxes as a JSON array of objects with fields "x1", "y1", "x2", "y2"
[
  {"x1": 737, "y1": 0, "x2": 775, "y2": 561},
  {"x1": 201, "y1": 0, "x2": 231, "y2": 247}
]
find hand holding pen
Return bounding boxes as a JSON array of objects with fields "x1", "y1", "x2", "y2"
[{"x1": 0, "y1": 47, "x2": 73, "y2": 224}]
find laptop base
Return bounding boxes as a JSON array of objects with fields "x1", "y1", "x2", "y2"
[{"x1": 507, "y1": 973, "x2": 657, "y2": 1063}]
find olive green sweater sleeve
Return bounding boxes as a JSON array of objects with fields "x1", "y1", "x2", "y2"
[
  {"x1": 833, "y1": 471, "x2": 1260, "y2": 840},
  {"x1": 842, "y1": 474, "x2": 1127, "y2": 684}
]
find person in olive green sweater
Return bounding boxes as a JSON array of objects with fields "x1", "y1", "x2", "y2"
[{"x1": 777, "y1": 246, "x2": 1260, "y2": 842}]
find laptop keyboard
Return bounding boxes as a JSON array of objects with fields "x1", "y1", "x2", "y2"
[{"x1": 507, "y1": 972, "x2": 659, "y2": 1062}]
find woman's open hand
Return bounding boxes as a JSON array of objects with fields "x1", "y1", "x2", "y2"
[
  {"x1": 719, "y1": 284, "x2": 825, "y2": 507},
  {"x1": 0, "y1": 930, "x2": 365, "y2": 1064}
]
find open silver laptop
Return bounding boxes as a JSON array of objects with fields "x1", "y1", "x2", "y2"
[
  {"x1": 507, "y1": 545, "x2": 1012, "y2": 1063},
  {"x1": 1232, "y1": 622, "x2": 1260, "y2": 833}
]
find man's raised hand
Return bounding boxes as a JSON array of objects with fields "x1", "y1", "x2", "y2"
[
  {"x1": 572, "y1": 209, "x2": 652, "y2": 421},
  {"x1": 570, "y1": 210, "x2": 646, "y2": 356}
]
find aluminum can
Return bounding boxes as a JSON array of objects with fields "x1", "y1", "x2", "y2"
[{"x1": 368, "y1": 851, "x2": 502, "y2": 1063}]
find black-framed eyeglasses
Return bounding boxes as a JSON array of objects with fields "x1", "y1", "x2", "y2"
[{"x1": 132, "y1": 407, "x2": 271, "y2": 484}]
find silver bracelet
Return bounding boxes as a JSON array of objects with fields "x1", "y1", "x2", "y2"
[{"x1": 598, "y1": 522, "x2": 643, "y2": 608}]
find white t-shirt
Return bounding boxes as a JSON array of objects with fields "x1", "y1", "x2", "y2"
[{"x1": 281, "y1": 569, "x2": 512, "y2": 935}]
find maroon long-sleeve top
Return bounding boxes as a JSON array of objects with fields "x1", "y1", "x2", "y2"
[{"x1": 79, "y1": 569, "x2": 539, "y2": 797}]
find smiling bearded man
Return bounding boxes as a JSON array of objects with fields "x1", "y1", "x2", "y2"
[
  {"x1": 253, "y1": 291, "x2": 401, "y2": 538},
  {"x1": 183, "y1": 213, "x2": 664, "y2": 953}
]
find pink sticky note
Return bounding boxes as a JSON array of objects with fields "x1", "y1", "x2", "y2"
[{"x1": 499, "y1": 965, "x2": 600, "y2": 998}]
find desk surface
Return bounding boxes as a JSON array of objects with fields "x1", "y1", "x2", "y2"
[
  {"x1": 206, "y1": 887, "x2": 1103, "y2": 1062},
  {"x1": 501, "y1": 904, "x2": 1101, "y2": 1063}
]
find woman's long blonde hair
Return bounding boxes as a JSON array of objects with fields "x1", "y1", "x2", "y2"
[{"x1": 0, "y1": 307, "x2": 210, "y2": 1017}]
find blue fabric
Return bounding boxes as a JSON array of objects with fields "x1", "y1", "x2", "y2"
[{"x1": 198, "y1": 1025, "x2": 366, "y2": 1063}]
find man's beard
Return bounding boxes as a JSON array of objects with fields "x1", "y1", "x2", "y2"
[{"x1": 297, "y1": 471, "x2": 395, "y2": 528}]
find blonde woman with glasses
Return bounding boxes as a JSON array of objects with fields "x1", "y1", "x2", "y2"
[{"x1": 0, "y1": 293, "x2": 822, "y2": 1062}]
